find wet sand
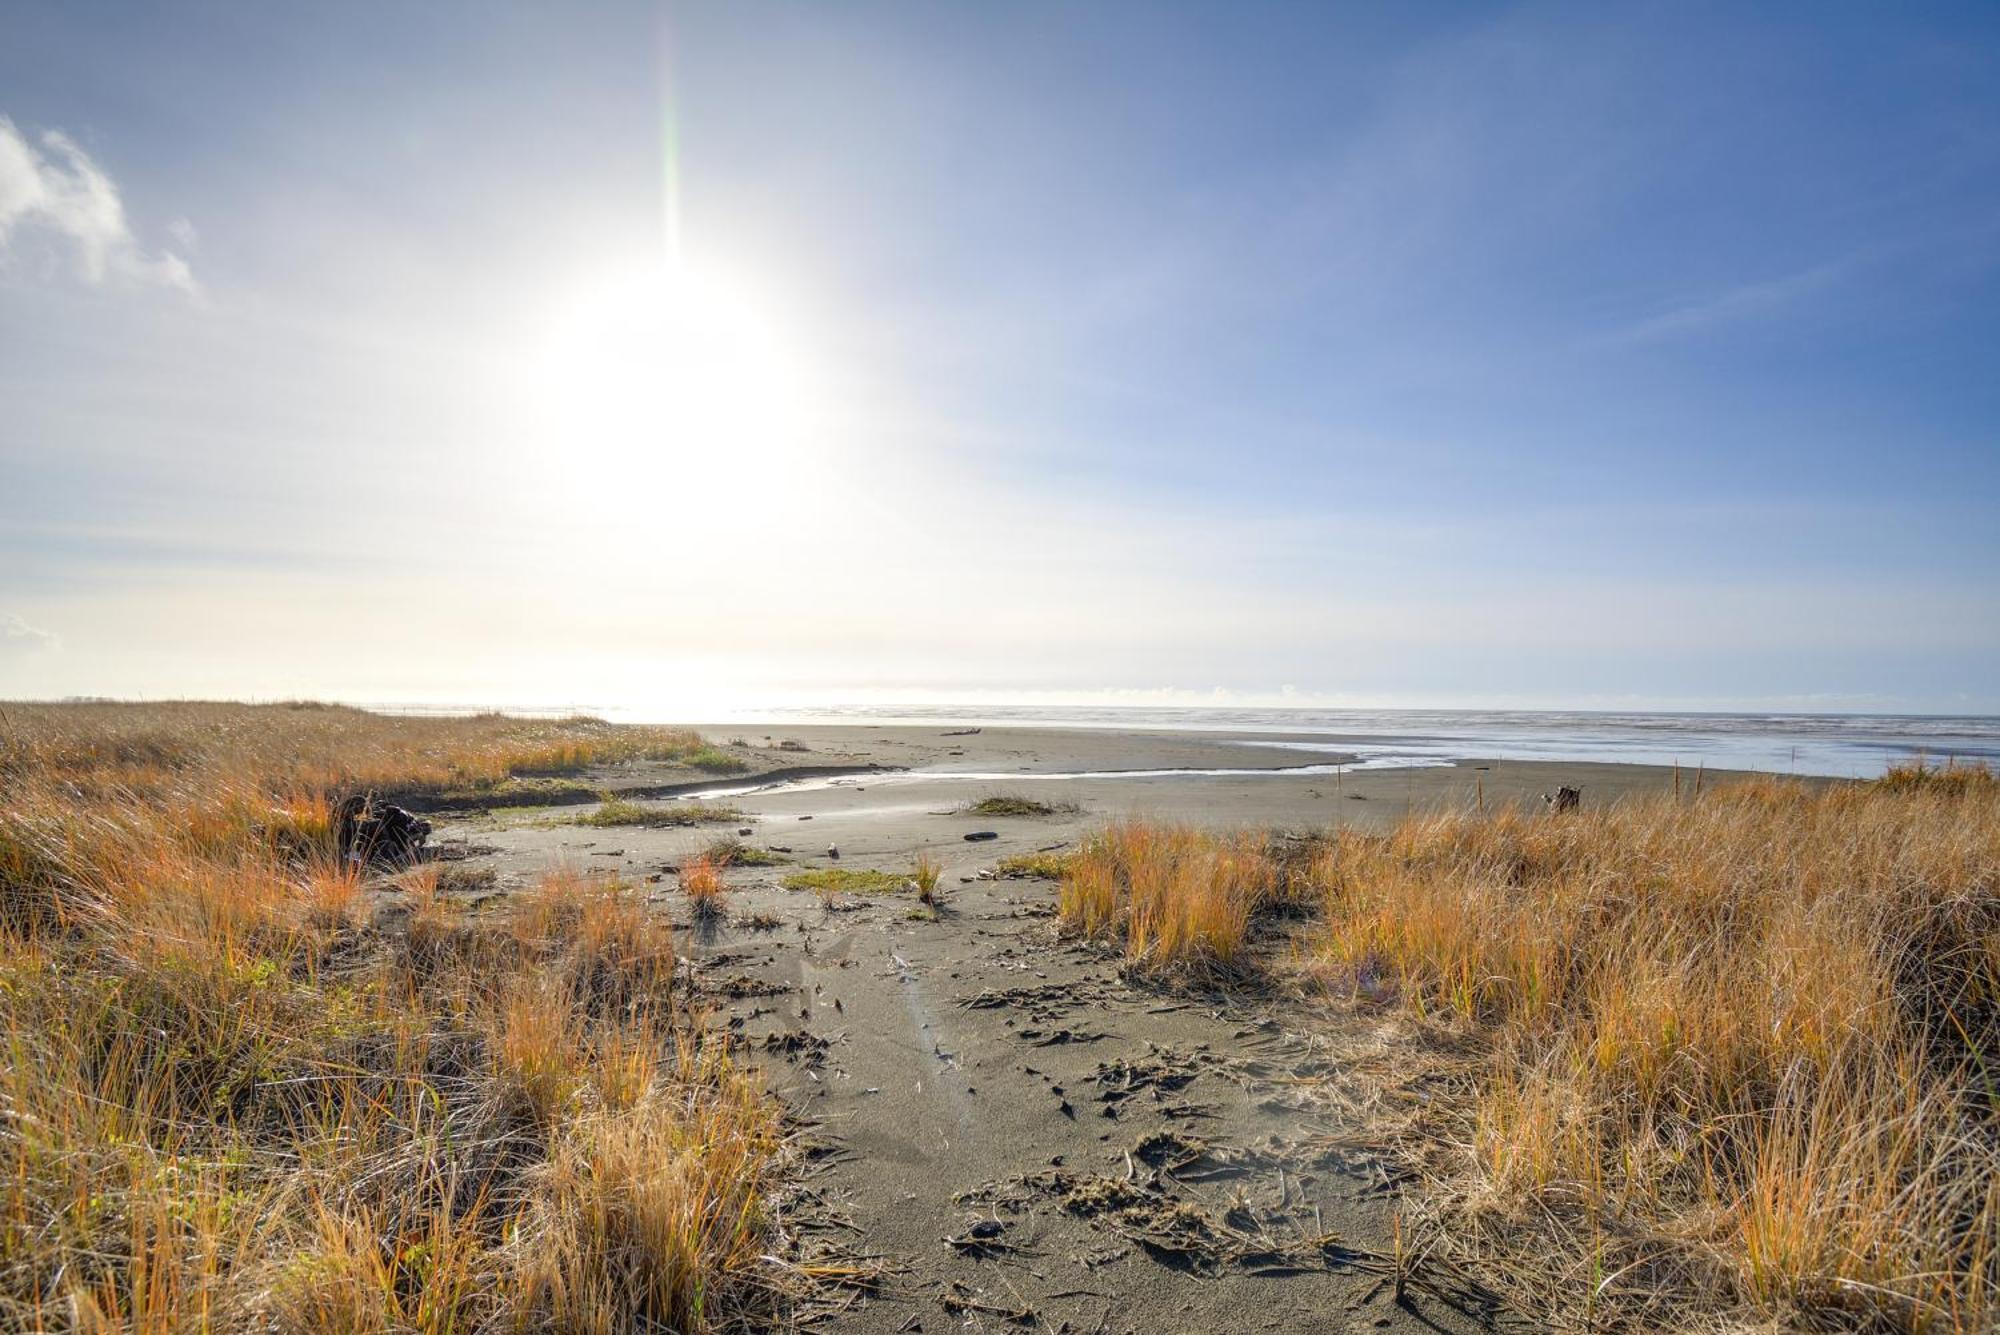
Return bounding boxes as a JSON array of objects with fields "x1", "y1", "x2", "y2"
[
  {"x1": 431, "y1": 725, "x2": 1780, "y2": 1332},
  {"x1": 685, "y1": 722, "x2": 1723, "y2": 835}
]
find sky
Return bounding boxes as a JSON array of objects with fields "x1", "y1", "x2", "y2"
[{"x1": 2, "y1": 1, "x2": 1998, "y2": 716}]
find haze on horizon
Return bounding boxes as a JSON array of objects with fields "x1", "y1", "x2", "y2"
[{"x1": 3, "y1": 2, "x2": 1997, "y2": 716}]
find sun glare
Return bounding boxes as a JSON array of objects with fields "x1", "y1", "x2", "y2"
[{"x1": 537, "y1": 263, "x2": 814, "y2": 494}]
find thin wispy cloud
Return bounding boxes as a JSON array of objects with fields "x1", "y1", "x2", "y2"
[
  {"x1": 0, "y1": 116, "x2": 194, "y2": 292},
  {"x1": 1, "y1": 613, "x2": 61, "y2": 653},
  {"x1": 1609, "y1": 256, "x2": 1858, "y2": 346}
]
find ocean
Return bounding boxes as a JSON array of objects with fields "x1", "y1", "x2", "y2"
[{"x1": 717, "y1": 705, "x2": 2000, "y2": 779}]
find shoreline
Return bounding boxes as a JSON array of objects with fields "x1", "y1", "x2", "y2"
[
  {"x1": 613, "y1": 723, "x2": 1813, "y2": 837},
  {"x1": 678, "y1": 708, "x2": 2000, "y2": 780}
]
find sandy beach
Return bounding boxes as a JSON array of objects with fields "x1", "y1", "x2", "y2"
[
  {"x1": 699, "y1": 721, "x2": 1731, "y2": 827},
  {"x1": 5, "y1": 703, "x2": 1986, "y2": 1331},
  {"x1": 431, "y1": 724, "x2": 1766, "y2": 1332}
]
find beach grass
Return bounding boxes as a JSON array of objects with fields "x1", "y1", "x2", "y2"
[
  {"x1": 1301, "y1": 765, "x2": 2000, "y2": 1330},
  {"x1": 1871, "y1": 755, "x2": 2000, "y2": 797},
  {"x1": 705, "y1": 835, "x2": 789, "y2": 867},
  {"x1": 681, "y1": 744, "x2": 751, "y2": 774},
  {"x1": 961, "y1": 792, "x2": 1082, "y2": 818},
  {"x1": 912, "y1": 852, "x2": 944, "y2": 906},
  {"x1": 0, "y1": 702, "x2": 799, "y2": 1330},
  {"x1": 995, "y1": 849, "x2": 1075, "y2": 880},
  {"x1": 1055, "y1": 773, "x2": 1999, "y2": 1328},
  {"x1": 579, "y1": 798, "x2": 746, "y2": 828},
  {"x1": 1057, "y1": 822, "x2": 1277, "y2": 975},
  {"x1": 679, "y1": 852, "x2": 727, "y2": 917},
  {"x1": 780, "y1": 867, "x2": 908, "y2": 895},
  {"x1": 0, "y1": 699, "x2": 729, "y2": 801}
]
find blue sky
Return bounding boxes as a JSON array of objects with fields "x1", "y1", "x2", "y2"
[{"x1": 2, "y1": 2, "x2": 1997, "y2": 712}]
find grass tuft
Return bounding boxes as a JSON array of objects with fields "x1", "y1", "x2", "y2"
[
  {"x1": 779, "y1": 867, "x2": 909, "y2": 896},
  {"x1": 1056, "y1": 823, "x2": 1275, "y2": 975},
  {"x1": 995, "y1": 850, "x2": 1074, "y2": 880},
  {"x1": 960, "y1": 792, "x2": 1082, "y2": 818},
  {"x1": 680, "y1": 745, "x2": 750, "y2": 774},
  {"x1": 679, "y1": 854, "x2": 727, "y2": 919},
  {"x1": 580, "y1": 799, "x2": 745, "y2": 829},
  {"x1": 912, "y1": 852, "x2": 944, "y2": 907},
  {"x1": 704, "y1": 836, "x2": 788, "y2": 867},
  {"x1": 1873, "y1": 756, "x2": 1997, "y2": 796}
]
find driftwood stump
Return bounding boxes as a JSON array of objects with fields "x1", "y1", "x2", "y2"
[{"x1": 334, "y1": 794, "x2": 432, "y2": 866}]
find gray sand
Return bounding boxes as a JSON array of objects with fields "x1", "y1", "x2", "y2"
[{"x1": 431, "y1": 724, "x2": 1767, "y2": 1332}]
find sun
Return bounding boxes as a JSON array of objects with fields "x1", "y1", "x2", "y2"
[{"x1": 537, "y1": 262, "x2": 812, "y2": 494}]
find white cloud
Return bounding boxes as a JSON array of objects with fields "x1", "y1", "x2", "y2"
[
  {"x1": 1, "y1": 614, "x2": 62, "y2": 653},
  {"x1": 0, "y1": 116, "x2": 195, "y2": 292}
]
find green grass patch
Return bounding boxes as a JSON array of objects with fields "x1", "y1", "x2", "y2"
[
  {"x1": 996, "y1": 850, "x2": 1074, "y2": 879},
  {"x1": 578, "y1": 799, "x2": 745, "y2": 828},
  {"x1": 780, "y1": 867, "x2": 909, "y2": 895},
  {"x1": 423, "y1": 776, "x2": 600, "y2": 808},
  {"x1": 960, "y1": 793, "x2": 1081, "y2": 818},
  {"x1": 681, "y1": 745, "x2": 749, "y2": 774},
  {"x1": 704, "y1": 836, "x2": 789, "y2": 867}
]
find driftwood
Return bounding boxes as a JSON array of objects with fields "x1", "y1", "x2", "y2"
[{"x1": 334, "y1": 794, "x2": 432, "y2": 866}]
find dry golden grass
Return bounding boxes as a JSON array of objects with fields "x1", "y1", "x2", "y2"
[
  {"x1": 1875, "y1": 756, "x2": 2000, "y2": 798},
  {"x1": 0, "y1": 702, "x2": 798, "y2": 1331},
  {"x1": 1057, "y1": 775, "x2": 1998, "y2": 1328},
  {"x1": 912, "y1": 852, "x2": 944, "y2": 907},
  {"x1": 1057, "y1": 822, "x2": 1277, "y2": 975},
  {"x1": 0, "y1": 699, "x2": 719, "y2": 803},
  {"x1": 680, "y1": 853, "x2": 727, "y2": 918},
  {"x1": 1305, "y1": 771, "x2": 2000, "y2": 1331}
]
